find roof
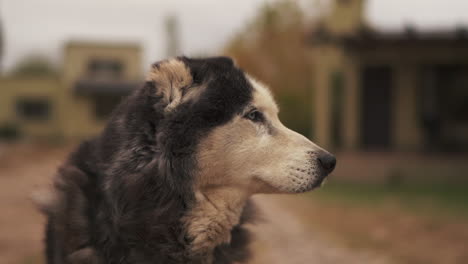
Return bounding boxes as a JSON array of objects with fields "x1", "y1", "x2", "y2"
[
  {"x1": 308, "y1": 26, "x2": 468, "y2": 49},
  {"x1": 74, "y1": 79, "x2": 142, "y2": 96}
]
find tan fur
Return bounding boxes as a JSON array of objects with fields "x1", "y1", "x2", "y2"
[
  {"x1": 67, "y1": 247, "x2": 101, "y2": 264},
  {"x1": 184, "y1": 77, "x2": 328, "y2": 259},
  {"x1": 31, "y1": 187, "x2": 60, "y2": 215},
  {"x1": 36, "y1": 58, "x2": 332, "y2": 264},
  {"x1": 247, "y1": 76, "x2": 279, "y2": 116},
  {"x1": 146, "y1": 59, "x2": 194, "y2": 111},
  {"x1": 183, "y1": 188, "x2": 248, "y2": 262}
]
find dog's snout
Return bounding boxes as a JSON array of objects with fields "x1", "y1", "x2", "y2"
[{"x1": 317, "y1": 152, "x2": 336, "y2": 174}]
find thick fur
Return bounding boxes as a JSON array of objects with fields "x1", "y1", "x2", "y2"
[
  {"x1": 41, "y1": 57, "x2": 255, "y2": 264},
  {"x1": 40, "y1": 56, "x2": 335, "y2": 264}
]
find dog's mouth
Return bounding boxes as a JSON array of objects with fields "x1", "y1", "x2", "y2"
[
  {"x1": 310, "y1": 172, "x2": 329, "y2": 189},
  {"x1": 253, "y1": 162, "x2": 333, "y2": 194},
  {"x1": 286, "y1": 166, "x2": 331, "y2": 193}
]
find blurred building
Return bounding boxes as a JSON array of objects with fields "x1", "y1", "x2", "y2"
[
  {"x1": 0, "y1": 41, "x2": 142, "y2": 140},
  {"x1": 310, "y1": 0, "x2": 468, "y2": 153}
]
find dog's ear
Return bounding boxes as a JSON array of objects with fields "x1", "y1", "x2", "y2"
[{"x1": 146, "y1": 58, "x2": 198, "y2": 112}]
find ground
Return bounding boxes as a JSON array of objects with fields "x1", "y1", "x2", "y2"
[
  {"x1": 250, "y1": 193, "x2": 468, "y2": 264},
  {"x1": 0, "y1": 144, "x2": 67, "y2": 264},
  {"x1": 248, "y1": 195, "x2": 391, "y2": 264},
  {"x1": 0, "y1": 144, "x2": 467, "y2": 264}
]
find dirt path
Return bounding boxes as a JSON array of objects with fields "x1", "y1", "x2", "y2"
[
  {"x1": 0, "y1": 144, "x2": 391, "y2": 264},
  {"x1": 0, "y1": 144, "x2": 69, "y2": 264},
  {"x1": 248, "y1": 195, "x2": 392, "y2": 264}
]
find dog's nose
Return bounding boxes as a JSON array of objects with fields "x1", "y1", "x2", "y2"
[{"x1": 317, "y1": 152, "x2": 336, "y2": 174}]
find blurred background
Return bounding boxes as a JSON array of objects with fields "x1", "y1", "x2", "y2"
[{"x1": 1, "y1": 0, "x2": 468, "y2": 263}]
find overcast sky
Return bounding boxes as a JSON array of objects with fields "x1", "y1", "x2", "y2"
[{"x1": 1, "y1": 0, "x2": 468, "y2": 72}]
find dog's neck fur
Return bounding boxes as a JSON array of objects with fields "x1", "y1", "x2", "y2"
[{"x1": 183, "y1": 187, "x2": 248, "y2": 262}]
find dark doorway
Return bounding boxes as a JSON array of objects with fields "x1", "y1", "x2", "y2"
[
  {"x1": 330, "y1": 71, "x2": 344, "y2": 149},
  {"x1": 421, "y1": 64, "x2": 468, "y2": 152},
  {"x1": 361, "y1": 65, "x2": 393, "y2": 150}
]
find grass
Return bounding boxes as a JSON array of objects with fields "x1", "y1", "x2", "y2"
[
  {"x1": 21, "y1": 254, "x2": 44, "y2": 264},
  {"x1": 303, "y1": 180, "x2": 468, "y2": 264},
  {"x1": 309, "y1": 180, "x2": 468, "y2": 218}
]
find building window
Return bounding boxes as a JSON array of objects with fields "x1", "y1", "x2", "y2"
[
  {"x1": 94, "y1": 95, "x2": 123, "y2": 120},
  {"x1": 87, "y1": 59, "x2": 123, "y2": 79},
  {"x1": 16, "y1": 98, "x2": 51, "y2": 121}
]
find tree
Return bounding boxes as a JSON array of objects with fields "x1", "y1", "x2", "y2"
[
  {"x1": 225, "y1": 1, "x2": 314, "y2": 136},
  {"x1": 10, "y1": 54, "x2": 58, "y2": 77}
]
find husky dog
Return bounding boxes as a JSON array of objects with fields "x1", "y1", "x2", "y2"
[{"x1": 39, "y1": 57, "x2": 336, "y2": 264}]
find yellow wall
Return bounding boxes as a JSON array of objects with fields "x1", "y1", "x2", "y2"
[
  {"x1": 0, "y1": 77, "x2": 62, "y2": 139},
  {"x1": 310, "y1": 44, "x2": 343, "y2": 149},
  {"x1": 393, "y1": 64, "x2": 423, "y2": 150},
  {"x1": 325, "y1": 0, "x2": 365, "y2": 35},
  {"x1": 60, "y1": 41, "x2": 142, "y2": 139},
  {"x1": 341, "y1": 54, "x2": 361, "y2": 150},
  {"x1": 312, "y1": 41, "x2": 468, "y2": 151},
  {"x1": 0, "y1": 41, "x2": 142, "y2": 141},
  {"x1": 63, "y1": 41, "x2": 142, "y2": 83}
]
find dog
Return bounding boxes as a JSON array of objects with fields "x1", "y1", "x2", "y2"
[{"x1": 38, "y1": 56, "x2": 336, "y2": 264}]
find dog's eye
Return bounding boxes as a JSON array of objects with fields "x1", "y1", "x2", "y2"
[{"x1": 244, "y1": 109, "x2": 264, "y2": 122}]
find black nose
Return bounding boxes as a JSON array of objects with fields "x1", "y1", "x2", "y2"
[{"x1": 317, "y1": 152, "x2": 336, "y2": 174}]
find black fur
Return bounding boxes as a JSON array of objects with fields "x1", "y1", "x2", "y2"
[{"x1": 43, "y1": 57, "x2": 255, "y2": 263}]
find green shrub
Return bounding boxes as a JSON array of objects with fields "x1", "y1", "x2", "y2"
[{"x1": 0, "y1": 123, "x2": 21, "y2": 141}]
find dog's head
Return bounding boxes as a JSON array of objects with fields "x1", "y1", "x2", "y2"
[{"x1": 143, "y1": 56, "x2": 336, "y2": 196}]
